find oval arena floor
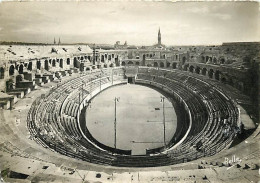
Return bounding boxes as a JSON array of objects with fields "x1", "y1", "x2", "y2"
[{"x1": 86, "y1": 84, "x2": 177, "y2": 155}]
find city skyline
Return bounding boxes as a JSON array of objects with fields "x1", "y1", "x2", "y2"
[{"x1": 0, "y1": 1, "x2": 259, "y2": 46}]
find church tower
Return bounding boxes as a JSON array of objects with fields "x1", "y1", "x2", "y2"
[{"x1": 158, "y1": 27, "x2": 161, "y2": 45}]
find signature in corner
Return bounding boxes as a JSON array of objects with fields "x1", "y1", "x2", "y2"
[{"x1": 223, "y1": 155, "x2": 242, "y2": 169}]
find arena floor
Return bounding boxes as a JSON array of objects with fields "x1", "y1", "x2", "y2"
[{"x1": 85, "y1": 84, "x2": 177, "y2": 155}]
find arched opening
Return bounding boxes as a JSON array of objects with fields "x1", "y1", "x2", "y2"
[
  {"x1": 109, "y1": 63, "x2": 114, "y2": 67},
  {"x1": 0, "y1": 67, "x2": 5, "y2": 79},
  {"x1": 206, "y1": 56, "x2": 209, "y2": 62},
  {"x1": 86, "y1": 67, "x2": 91, "y2": 71},
  {"x1": 104, "y1": 64, "x2": 108, "y2": 68},
  {"x1": 49, "y1": 59, "x2": 52, "y2": 64},
  {"x1": 201, "y1": 56, "x2": 205, "y2": 63},
  {"x1": 189, "y1": 65, "x2": 194, "y2": 73},
  {"x1": 80, "y1": 63, "x2": 84, "y2": 71},
  {"x1": 105, "y1": 54, "x2": 107, "y2": 59},
  {"x1": 15, "y1": 65, "x2": 19, "y2": 70},
  {"x1": 28, "y1": 62, "x2": 32, "y2": 71},
  {"x1": 44, "y1": 60, "x2": 49, "y2": 70},
  {"x1": 128, "y1": 61, "x2": 134, "y2": 65},
  {"x1": 16, "y1": 75, "x2": 24, "y2": 83},
  {"x1": 215, "y1": 70, "x2": 220, "y2": 80},
  {"x1": 101, "y1": 55, "x2": 105, "y2": 62},
  {"x1": 160, "y1": 62, "x2": 164, "y2": 68},
  {"x1": 183, "y1": 64, "x2": 189, "y2": 71},
  {"x1": 121, "y1": 61, "x2": 126, "y2": 66},
  {"x1": 108, "y1": 55, "x2": 112, "y2": 61},
  {"x1": 52, "y1": 59, "x2": 56, "y2": 67},
  {"x1": 37, "y1": 61, "x2": 41, "y2": 70},
  {"x1": 67, "y1": 58, "x2": 70, "y2": 65},
  {"x1": 73, "y1": 58, "x2": 78, "y2": 68},
  {"x1": 195, "y1": 66, "x2": 201, "y2": 74},
  {"x1": 81, "y1": 56, "x2": 84, "y2": 61},
  {"x1": 220, "y1": 58, "x2": 225, "y2": 64},
  {"x1": 136, "y1": 62, "x2": 140, "y2": 66},
  {"x1": 172, "y1": 63, "x2": 177, "y2": 69},
  {"x1": 166, "y1": 62, "x2": 171, "y2": 68},
  {"x1": 208, "y1": 69, "x2": 214, "y2": 79},
  {"x1": 153, "y1": 62, "x2": 158, "y2": 67},
  {"x1": 59, "y1": 59, "x2": 63, "y2": 68},
  {"x1": 9, "y1": 65, "x2": 15, "y2": 75},
  {"x1": 182, "y1": 56, "x2": 186, "y2": 65},
  {"x1": 202, "y1": 68, "x2": 207, "y2": 76},
  {"x1": 115, "y1": 56, "x2": 119, "y2": 66},
  {"x1": 213, "y1": 57, "x2": 217, "y2": 64},
  {"x1": 19, "y1": 64, "x2": 23, "y2": 74},
  {"x1": 142, "y1": 55, "x2": 145, "y2": 61}
]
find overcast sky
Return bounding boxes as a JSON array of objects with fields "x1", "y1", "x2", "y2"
[{"x1": 0, "y1": 1, "x2": 259, "y2": 46}]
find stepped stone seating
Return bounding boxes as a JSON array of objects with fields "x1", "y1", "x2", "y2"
[
  {"x1": 34, "y1": 78, "x2": 44, "y2": 86},
  {"x1": 10, "y1": 88, "x2": 31, "y2": 95},
  {"x1": 55, "y1": 72, "x2": 62, "y2": 79},
  {"x1": 0, "y1": 92, "x2": 16, "y2": 109},
  {"x1": 35, "y1": 73, "x2": 50, "y2": 84},
  {"x1": 16, "y1": 80, "x2": 37, "y2": 90},
  {"x1": 23, "y1": 71, "x2": 34, "y2": 81},
  {"x1": 60, "y1": 70, "x2": 68, "y2": 77},
  {"x1": 7, "y1": 91, "x2": 24, "y2": 98},
  {"x1": 43, "y1": 73, "x2": 55, "y2": 81},
  {"x1": 25, "y1": 67, "x2": 243, "y2": 167}
]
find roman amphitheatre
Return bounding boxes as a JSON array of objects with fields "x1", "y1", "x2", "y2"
[{"x1": 0, "y1": 2, "x2": 260, "y2": 183}]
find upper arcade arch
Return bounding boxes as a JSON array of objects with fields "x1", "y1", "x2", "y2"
[
  {"x1": 172, "y1": 63, "x2": 177, "y2": 69},
  {"x1": 59, "y1": 59, "x2": 63, "y2": 68},
  {"x1": 208, "y1": 69, "x2": 214, "y2": 79},
  {"x1": 195, "y1": 66, "x2": 201, "y2": 74},
  {"x1": 215, "y1": 70, "x2": 221, "y2": 80},
  {"x1": 37, "y1": 61, "x2": 41, "y2": 70},
  {"x1": 67, "y1": 58, "x2": 70, "y2": 65},
  {"x1": 9, "y1": 65, "x2": 15, "y2": 76},
  {"x1": 202, "y1": 68, "x2": 207, "y2": 76},
  {"x1": 0, "y1": 67, "x2": 5, "y2": 79},
  {"x1": 189, "y1": 65, "x2": 194, "y2": 73},
  {"x1": 52, "y1": 59, "x2": 56, "y2": 67},
  {"x1": 18, "y1": 64, "x2": 23, "y2": 74},
  {"x1": 45, "y1": 60, "x2": 49, "y2": 71},
  {"x1": 28, "y1": 62, "x2": 32, "y2": 71},
  {"x1": 160, "y1": 62, "x2": 164, "y2": 68}
]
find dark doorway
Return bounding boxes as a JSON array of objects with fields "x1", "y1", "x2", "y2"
[{"x1": 128, "y1": 77, "x2": 133, "y2": 84}]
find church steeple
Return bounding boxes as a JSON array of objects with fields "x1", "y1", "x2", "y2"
[{"x1": 158, "y1": 27, "x2": 161, "y2": 45}]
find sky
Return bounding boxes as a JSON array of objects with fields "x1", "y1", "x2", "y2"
[{"x1": 0, "y1": 1, "x2": 259, "y2": 46}]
